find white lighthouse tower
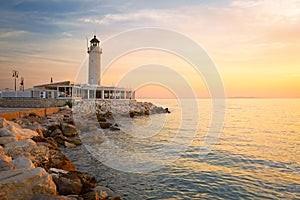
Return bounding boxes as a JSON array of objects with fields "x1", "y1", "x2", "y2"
[{"x1": 88, "y1": 35, "x2": 102, "y2": 85}]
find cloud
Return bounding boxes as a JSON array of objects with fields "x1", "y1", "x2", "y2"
[
  {"x1": 0, "y1": 30, "x2": 28, "y2": 38},
  {"x1": 79, "y1": 9, "x2": 170, "y2": 25}
]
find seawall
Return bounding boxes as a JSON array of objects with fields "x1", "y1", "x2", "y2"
[
  {"x1": 0, "y1": 98, "x2": 68, "y2": 108},
  {"x1": 0, "y1": 107, "x2": 60, "y2": 120}
]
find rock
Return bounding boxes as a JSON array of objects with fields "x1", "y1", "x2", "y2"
[
  {"x1": 93, "y1": 186, "x2": 118, "y2": 198},
  {"x1": 67, "y1": 171, "x2": 97, "y2": 194},
  {"x1": 0, "y1": 117, "x2": 7, "y2": 128},
  {"x1": 0, "y1": 121, "x2": 38, "y2": 141},
  {"x1": 4, "y1": 139, "x2": 37, "y2": 158},
  {"x1": 151, "y1": 106, "x2": 168, "y2": 114},
  {"x1": 165, "y1": 107, "x2": 171, "y2": 113},
  {"x1": 64, "y1": 141, "x2": 76, "y2": 148},
  {"x1": 49, "y1": 169, "x2": 96, "y2": 196},
  {"x1": 97, "y1": 116, "x2": 107, "y2": 122},
  {"x1": 27, "y1": 112, "x2": 42, "y2": 123},
  {"x1": 99, "y1": 122, "x2": 111, "y2": 129},
  {"x1": 62, "y1": 123, "x2": 78, "y2": 137},
  {"x1": 0, "y1": 167, "x2": 57, "y2": 199},
  {"x1": 129, "y1": 111, "x2": 135, "y2": 118},
  {"x1": 63, "y1": 118, "x2": 75, "y2": 125},
  {"x1": 99, "y1": 190, "x2": 109, "y2": 200},
  {"x1": 54, "y1": 134, "x2": 68, "y2": 145},
  {"x1": 31, "y1": 135, "x2": 46, "y2": 142},
  {"x1": 46, "y1": 123, "x2": 62, "y2": 133},
  {"x1": 45, "y1": 137, "x2": 59, "y2": 149},
  {"x1": 11, "y1": 157, "x2": 35, "y2": 169},
  {"x1": 0, "y1": 159, "x2": 16, "y2": 171},
  {"x1": 50, "y1": 128, "x2": 63, "y2": 138},
  {"x1": 48, "y1": 150, "x2": 76, "y2": 171},
  {"x1": 67, "y1": 138, "x2": 82, "y2": 145},
  {"x1": 80, "y1": 190, "x2": 99, "y2": 200},
  {"x1": 0, "y1": 136, "x2": 18, "y2": 145},
  {"x1": 26, "y1": 123, "x2": 44, "y2": 136},
  {"x1": 144, "y1": 109, "x2": 150, "y2": 115},
  {"x1": 42, "y1": 129, "x2": 51, "y2": 138},
  {"x1": 51, "y1": 172, "x2": 83, "y2": 195},
  {"x1": 4, "y1": 139, "x2": 49, "y2": 169},
  {"x1": 4, "y1": 139, "x2": 74, "y2": 170},
  {"x1": 0, "y1": 151, "x2": 12, "y2": 163}
]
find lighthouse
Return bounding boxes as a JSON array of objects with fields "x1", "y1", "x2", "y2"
[{"x1": 88, "y1": 35, "x2": 102, "y2": 85}]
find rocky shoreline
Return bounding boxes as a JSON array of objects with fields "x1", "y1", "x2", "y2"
[
  {"x1": 0, "y1": 106, "x2": 123, "y2": 200},
  {"x1": 0, "y1": 101, "x2": 170, "y2": 200}
]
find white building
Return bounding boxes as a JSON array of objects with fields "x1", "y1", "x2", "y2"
[
  {"x1": 88, "y1": 35, "x2": 102, "y2": 85},
  {"x1": 1, "y1": 35, "x2": 135, "y2": 100}
]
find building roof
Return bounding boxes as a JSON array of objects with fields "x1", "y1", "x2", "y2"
[{"x1": 34, "y1": 81, "x2": 74, "y2": 89}]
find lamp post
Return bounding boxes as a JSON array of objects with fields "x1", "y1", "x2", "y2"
[{"x1": 12, "y1": 70, "x2": 19, "y2": 91}]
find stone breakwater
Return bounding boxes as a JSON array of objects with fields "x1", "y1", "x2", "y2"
[
  {"x1": 0, "y1": 107, "x2": 123, "y2": 200},
  {"x1": 0, "y1": 101, "x2": 170, "y2": 200},
  {"x1": 73, "y1": 100, "x2": 170, "y2": 129}
]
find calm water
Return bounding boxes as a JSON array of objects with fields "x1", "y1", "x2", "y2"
[{"x1": 68, "y1": 99, "x2": 300, "y2": 199}]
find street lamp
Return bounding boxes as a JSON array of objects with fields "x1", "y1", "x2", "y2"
[
  {"x1": 20, "y1": 77, "x2": 24, "y2": 91},
  {"x1": 12, "y1": 70, "x2": 19, "y2": 91}
]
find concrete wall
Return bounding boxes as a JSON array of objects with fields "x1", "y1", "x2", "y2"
[
  {"x1": 0, "y1": 98, "x2": 68, "y2": 108},
  {"x1": 0, "y1": 107, "x2": 60, "y2": 120},
  {"x1": 1, "y1": 91, "x2": 32, "y2": 98}
]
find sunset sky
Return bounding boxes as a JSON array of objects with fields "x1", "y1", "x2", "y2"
[{"x1": 0, "y1": 0, "x2": 299, "y2": 98}]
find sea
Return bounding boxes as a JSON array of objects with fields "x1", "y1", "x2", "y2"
[{"x1": 66, "y1": 98, "x2": 300, "y2": 199}]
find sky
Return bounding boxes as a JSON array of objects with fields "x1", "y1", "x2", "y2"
[{"x1": 0, "y1": 0, "x2": 299, "y2": 98}]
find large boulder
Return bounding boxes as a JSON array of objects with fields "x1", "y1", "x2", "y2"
[
  {"x1": 67, "y1": 171, "x2": 97, "y2": 194},
  {"x1": 62, "y1": 123, "x2": 78, "y2": 137},
  {"x1": 0, "y1": 121, "x2": 38, "y2": 144},
  {"x1": 11, "y1": 157, "x2": 35, "y2": 169},
  {"x1": 4, "y1": 139, "x2": 39, "y2": 158},
  {"x1": 49, "y1": 168, "x2": 96, "y2": 195},
  {"x1": 0, "y1": 167, "x2": 57, "y2": 199},
  {"x1": 4, "y1": 139, "x2": 49, "y2": 168},
  {"x1": 51, "y1": 171, "x2": 83, "y2": 195},
  {"x1": 48, "y1": 150, "x2": 76, "y2": 171},
  {"x1": 26, "y1": 123, "x2": 44, "y2": 136},
  {"x1": 4, "y1": 139, "x2": 75, "y2": 171}
]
